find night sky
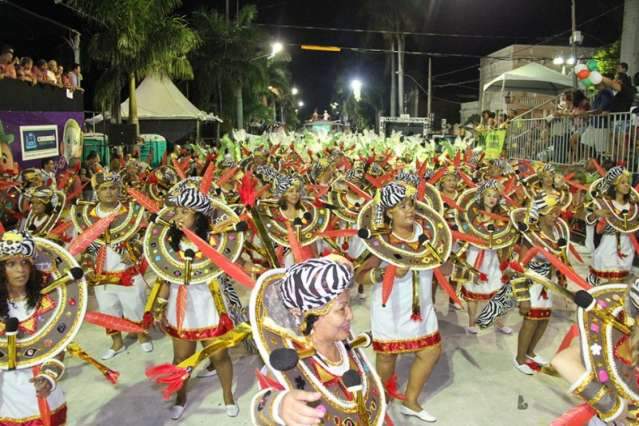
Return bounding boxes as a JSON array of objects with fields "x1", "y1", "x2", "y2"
[{"x1": 2, "y1": 0, "x2": 626, "y2": 120}]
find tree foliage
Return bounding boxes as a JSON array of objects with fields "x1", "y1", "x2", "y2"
[{"x1": 592, "y1": 40, "x2": 621, "y2": 77}]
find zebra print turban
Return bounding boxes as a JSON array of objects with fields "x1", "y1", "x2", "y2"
[
  {"x1": 601, "y1": 166, "x2": 629, "y2": 192},
  {"x1": 529, "y1": 193, "x2": 559, "y2": 222},
  {"x1": 168, "y1": 187, "x2": 211, "y2": 214},
  {"x1": 0, "y1": 231, "x2": 36, "y2": 261},
  {"x1": 478, "y1": 179, "x2": 500, "y2": 198},
  {"x1": 274, "y1": 174, "x2": 302, "y2": 197},
  {"x1": 396, "y1": 171, "x2": 420, "y2": 187},
  {"x1": 255, "y1": 165, "x2": 278, "y2": 183},
  {"x1": 380, "y1": 181, "x2": 415, "y2": 209},
  {"x1": 280, "y1": 256, "x2": 353, "y2": 314},
  {"x1": 27, "y1": 187, "x2": 60, "y2": 208},
  {"x1": 629, "y1": 279, "x2": 639, "y2": 312},
  {"x1": 538, "y1": 163, "x2": 555, "y2": 176}
]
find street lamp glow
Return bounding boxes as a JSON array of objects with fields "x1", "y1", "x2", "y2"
[
  {"x1": 553, "y1": 56, "x2": 564, "y2": 65},
  {"x1": 291, "y1": 87, "x2": 299, "y2": 96},
  {"x1": 269, "y1": 41, "x2": 284, "y2": 58},
  {"x1": 566, "y1": 56, "x2": 576, "y2": 65},
  {"x1": 298, "y1": 100, "x2": 305, "y2": 108},
  {"x1": 350, "y1": 79, "x2": 363, "y2": 102}
]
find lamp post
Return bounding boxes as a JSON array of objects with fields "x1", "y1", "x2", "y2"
[{"x1": 350, "y1": 79, "x2": 363, "y2": 102}]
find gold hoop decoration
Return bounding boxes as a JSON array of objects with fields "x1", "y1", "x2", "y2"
[
  {"x1": 70, "y1": 201, "x2": 145, "y2": 245},
  {"x1": 422, "y1": 182, "x2": 444, "y2": 215},
  {"x1": 356, "y1": 199, "x2": 452, "y2": 270},
  {"x1": 145, "y1": 166, "x2": 180, "y2": 202},
  {"x1": 328, "y1": 177, "x2": 368, "y2": 224},
  {"x1": 509, "y1": 207, "x2": 570, "y2": 254},
  {"x1": 455, "y1": 187, "x2": 519, "y2": 250},
  {"x1": 521, "y1": 175, "x2": 573, "y2": 211},
  {"x1": 249, "y1": 268, "x2": 386, "y2": 425},
  {"x1": 577, "y1": 284, "x2": 638, "y2": 416},
  {"x1": 588, "y1": 178, "x2": 639, "y2": 233},
  {"x1": 0, "y1": 238, "x2": 88, "y2": 370},
  {"x1": 143, "y1": 181, "x2": 245, "y2": 285},
  {"x1": 23, "y1": 189, "x2": 67, "y2": 236},
  {"x1": 256, "y1": 198, "x2": 330, "y2": 247}
]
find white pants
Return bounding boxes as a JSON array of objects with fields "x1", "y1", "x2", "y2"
[{"x1": 94, "y1": 275, "x2": 146, "y2": 323}]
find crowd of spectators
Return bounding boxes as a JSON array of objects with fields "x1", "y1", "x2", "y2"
[{"x1": 0, "y1": 44, "x2": 83, "y2": 91}]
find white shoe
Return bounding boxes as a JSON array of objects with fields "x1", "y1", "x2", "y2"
[
  {"x1": 465, "y1": 326, "x2": 479, "y2": 335},
  {"x1": 513, "y1": 358, "x2": 535, "y2": 375},
  {"x1": 399, "y1": 405, "x2": 437, "y2": 423},
  {"x1": 140, "y1": 341, "x2": 153, "y2": 353},
  {"x1": 170, "y1": 404, "x2": 186, "y2": 420},
  {"x1": 527, "y1": 354, "x2": 548, "y2": 366},
  {"x1": 197, "y1": 367, "x2": 217, "y2": 378},
  {"x1": 226, "y1": 404, "x2": 239, "y2": 417},
  {"x1": 100, "y1": 346, "x2": 126, "y2": 360},
  {"x1": 496, "y1": 326, "x2": 513, "y2": 335}
]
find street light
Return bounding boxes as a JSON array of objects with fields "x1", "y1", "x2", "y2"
[
  {"x1": 350, "y1": 79, "x2": 363, "y2": 102},
  {"x1": 566, "y1": 56, "x2": 576, "y2": 65},
  {"x1": 553, "y1": 56, "x2": 565, "y2": 65},
  {"x1": 298, "y1": 100, "x2": 305, "y2": 108},
  {"x1": 291, "y1": 87, "x2": 299, "y2": 96},
  {"x1": 270, "y1": 41, "x2": 284, "y2": 58}
]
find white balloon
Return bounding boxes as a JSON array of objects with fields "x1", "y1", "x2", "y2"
[
  {"x1": 589, "y1": 71, "x2": 603, "y2": 85},
  {"x1": 574, "y1": 64, "x2": 587, "y2": 74}
]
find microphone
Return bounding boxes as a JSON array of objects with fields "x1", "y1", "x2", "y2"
[
  {"x1": 210, "y1": 220, "x2": 248, "y2": 235},
  {"x1": 342, "y1": 369, "x2": 368, "y2": 423},
  {"x1": 357, "y1": 228, "x2": 391, "y2": 239},
  {"x1": 5, "y1": 317, "x2": 19, "y2": 370},
  {"x1": 303, "y1": 212, "x2": 313, "y2": 222},
  {"x1": 183, "y1": 249, "x2": 195, "y2": 285},
  {"x1": 293, "y1": 217, "x2": 304, "y2": 227},
  {"x1": 418, "y1": 234, "x2": 442, "y2": 263},
  {"x1": 269, "y1": 348, "x2": 299, "y2": 372},
  {"x1": 149, "y1": 213, "x2": 171, "y2": 227},
  {"x1": 41, "y1": 267, "x2": 84, "y2": 294},
  {"x1": 574, "y1": 290, "x2": 631, "y2": 335},
  {"x1": 344, "y1": 332, "x2": 372, "y2": 351}
]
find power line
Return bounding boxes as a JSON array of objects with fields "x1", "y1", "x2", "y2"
[
  {"x1": 258, "y1": 23, "x2": 542, "y2": 41},
  {"x1": 1, "y1": 0, "x2": 80, "y2": 34}
]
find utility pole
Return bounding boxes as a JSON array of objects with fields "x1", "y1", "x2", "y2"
[
  {"x1": 620, "y1": 0, "x2": 639, "y2": 77},
  {"x1": 225, "y1": 0, "x2": 230, "y2": 24},
  {"x1": 571, "y1": 0, "x2": 577, "y2": 89},
  {"x1": 390, "y1": 39, "x2": 397, "y2": 117},
  {"x1": 397, "y1": 35, "x2": 405, "y2": 115},
  {"x1": 427, "y1": 56, "x2": 432, "y2": 117}
]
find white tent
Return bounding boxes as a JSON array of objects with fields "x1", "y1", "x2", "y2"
[
  {"x1": 483, "y1": 63, "x2": 573, "y2": 96},
  {"x1": 88, "y1": 75, "x2": 221, "y2": 123}
]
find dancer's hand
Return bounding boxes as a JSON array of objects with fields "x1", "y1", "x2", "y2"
[
  {"x1": 519, "y1": 301, "x2": 531, "y2": 316},
  {"x1": 279, "y1": 390, "x2": 326, "y2": 426},
  {"x1": 31, "y1": 376, "x2": 53, "y2": 399}
]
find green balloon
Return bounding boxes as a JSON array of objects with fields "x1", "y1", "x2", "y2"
[
  {"x1": 587, "y1": 59, "x2": 599, "y2": 71},
  {"x1": 581, "y1": 78, "x2": 593, "y2": 88}
]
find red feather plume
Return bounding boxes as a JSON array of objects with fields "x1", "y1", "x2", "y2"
[
  {"x1": 383, "y1": 373, "x2": 406, "y2": 401},
  {"x1": 285, "y1": 222, "x2": 308, "y2": 263},
  {"x1": 48, "y1": 221, "x2": 72, "y2": 238},
  {"x1": 427, "y1": 167, "x2": 447, "y2": 185},
  {"x1": 182, "y1": 228, "x2": 255, "y2": 289},
  {"x1": 238, "y1": 171, "x2": 258, "y2": 208},
  {"x1": 218, "y1": 166, "x2": 239, "y2": 187},
  {"x1": 127, "y1": 188, "x2": 159, "y2": 214},
  {"x1": 451, "y1": 230, "x2": 488, "y2": 247},
  {"x1": 256, "y1": 369, "x2": 285, "y2": 391},
  {"x1": 145, "y1": 364, "x2": 190, "y2": 400},
  {"x1": 85, "y1": 311, "x2": 145, "y2": 333},
  {"x1": 200, "y1": 161, "x2": 216, "y2": 194},
  {"x1": 441, "y1": 194, "x2": 462, "y2": 211},
  {"x1": 68, "y1": 212, "x2": 118, "y2": 256},
  {"x1": 520, "y1": 247, "x2": 590, "y2": 290},
  {"x1": 172, "y1": 158, "x2": 187, "y2": 180}
]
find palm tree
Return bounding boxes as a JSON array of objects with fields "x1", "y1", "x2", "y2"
[{"x1": 71, "y1": 0, "x2": 199, "y2": 134}]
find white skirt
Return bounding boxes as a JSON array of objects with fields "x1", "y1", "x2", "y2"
[
  {"x1": 0, "y1": 368, "x2": 66, "y2": 423},
  {"x1": 462, "y1": 247, "x2": 503, "y2": 300},
  {"x1": 591, "y1": 233, "x2": 634, "y2": 281}
]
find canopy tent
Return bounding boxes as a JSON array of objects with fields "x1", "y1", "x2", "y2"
[
  {"x1": 87, "y1": 75, "x2": 220, "y2": 143},
  {"x1": 483, "y1": 63, "x2": 573, "y2": 96}
]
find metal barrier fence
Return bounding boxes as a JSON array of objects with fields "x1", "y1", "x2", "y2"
[{"x1": 505, "y1": 112, "x2": 639, "y2": 172}]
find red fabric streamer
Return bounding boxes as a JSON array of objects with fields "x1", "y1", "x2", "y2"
[
  {"x1": 32, "y1": 365, "x2": 52, "y2": 426},
  {"x1": 568, "y1": 244, "x2": 584, "y2": 263},
  {"x1": 182, "y1": 228, "x2": 255, "y2": 289},
  {"x1": 521, "y1": 247, "x2": 591, "y2": 290},
  {"x1": 346, "y1": 181, "x2": 373, "y2": 201},
  {"x1": 176, "y1": 285, "x2": 187, "y2": 331},
  {"x1": 451, "y1": 230, "x2": 488, "y2": 247},
  {"x1": 417, "y1": 178, "x2": 426, "y2": 202},
  {"x1": 458, "y1": 171, "x2": 477, "y2": 188},
  {"x1": 590, "y1": 159, "x2": 607, "y2": 177},
  {"x1": 127, "y1": 188, "x2": 160, "y2": 214},
  {"x1": 434, "y1": 267, "x2": 463, "y2": 306},
  {"x1": 441, "y1": 194, "x2": 462, "y2": 211},
  {"x1": 199, "y1": 161, "x2": 216, "y2": 194},
  {"x1": 381, "y1": 264, "x2": 397, "y2": 307},
  {"x1": 285, "y1": 222, "x2": 307, "y2": 263},
  {"x1": 383, "y1": 373, "x2": 406, "y2": 401},
  {"x1": 85, "y1": 311, "x2": 145, "y2": 333},
  {"x1": 255, "y1": 369, "x2": 285, "y2": 391},
  {"x1": 68, "y1": 212, "x2": 118, "y2": 257},
  {"x1": 550, "y1": 403, "x2": 597, "y2": 426},
  {"x1": 629, "y1": 233, "x2": 639, "y2": 257}
]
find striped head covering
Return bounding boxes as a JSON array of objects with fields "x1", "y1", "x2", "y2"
[
  {"x1": 345, "y1": 166, "x2": 364, "y2": 183},
  {"x1": 91, "y1": 171, "x2": 122, "y2": 190},
  {"x1": 380, "y1": 181, "x2": 416, "y2": 209},
  {"x1": 601, "y1": 166, "x2": 629, "y2": 193},
  {"x1": 478, "y1": 179, "x2": 500, "y2": 199},
  {"x1": 254, "y1": 165, "x2": 278, "y2": 183},
  {"x1": 168, "y1": 187, "x2": 211, "y2": 214},
  {"x1": 629, "y1": 278, "x2": 639, "y2": 311},
  {"x1": 280, "y1": 256, "x2": 353, "y2": 315},
  {"x1": 0, "y1": 231, "x2": 36, "y2": 261},
  {"x1": 529, "y1": 193, "x2": 559, "y2": 222},
  {"x1": 310, "y1": 159, "x2": 330, "y2": 182},
  {"x1": 396, "y1": 171, "x2": 420, "y2": 187},
  {"x1": 274, "y1": 174, "x2": 302, "y2": 197},
  {"x1": 26, "y1": 187, "x2": 60, "y2": 208},
  {"x1": 537, "y1": 163, "x2": 556, "y2": 177}
]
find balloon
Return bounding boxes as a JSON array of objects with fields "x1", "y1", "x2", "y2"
[
  {"x1": 574, "y1": 64, "x2": 588, "y2": 74},
  {"x1": 587, "y1": 59, "x2": 599, "y2": 72},
  {"x1": 589, "y1": 71, "x2": 603, "y2": 85},
  {"x1": 577, "y1": 69, "x2": 590, "y2": 80},
  {"x1": 580, "y1": 78, "x2": 593, "y2": 88}
]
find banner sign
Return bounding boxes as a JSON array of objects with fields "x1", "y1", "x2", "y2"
[
  {"x1": 484, "y1": 130, "x2": 507, "y2": 160},
  {"x1": 20, "y1": 125, "x2": 59, "y2": 160}
]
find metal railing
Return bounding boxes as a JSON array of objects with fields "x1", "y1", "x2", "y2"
[{"x1": 505, "y1": 112, "x2": 639, "y2": 172}]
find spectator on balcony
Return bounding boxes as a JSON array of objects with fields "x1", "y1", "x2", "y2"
[
  {"x1": 0, "y1": 46, "x2": 16, "y2": 79},
  {"x1": 55, "y1": 64, "x2": 64, "y2": 87},
  {"x1": 69, "y1": 63, "x2": 82, "y2": 90},
  {"x1": 591, "y1": 78, "x2": 615, "y2": 114},
  {"x1": 19, "y1": 57, "x2": 36, "y2": 84},
  {"x1": 47, "y1": 60, "x2": 60, "y2": 85},
  {"x1": 602, "y1": 73, "x2": 635, "y2": 113},
  {"x1": 35, "y1": 60, "x2": 53, "y2": 84}
]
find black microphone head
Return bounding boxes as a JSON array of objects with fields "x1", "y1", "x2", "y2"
[
  {"x1": 269, "y1": 348, "x2": 299, "y2": 371},
  {"x1": 357, "y1": 228, "x2": 372, "y2": 239},
  {"x1": 354, "y1": 202, "x2": 361, "y2": 208},
  {"x1": 235, "y1": 221, "x2": 248, "y2": 232},
  {"x1": 574, "y1": 290, "x2": 594, "y2": 309},
  {"x1": 149, "y1": 213, "x2": 158, "y2": 223},
  {"x1": 487, "y1": 224, "x2": 495, "y2": 232},
  {"x1": 215, "y1": 188, "x2": 222, "y2": 195},
  {"x1": 184, "y1": 248, "x2": 196, "y2": 259},
  {"x1": 70, "y1": 267, "x2": 84, "y2": 280},
  {"x1": 621, "y1": 209, "x2": 629, "y2": 215},
  {"x1": 557, "y1": 237, "x2": 567, "y2": 248},
  {"x1": 418, "y1": 234, "x2": 428, "y2": 245},
  {"x1": 5, "y1": 317, "x2": 19, "y2": 333},
  {"x1": 450, "y1": 224, "x2": 458, "y2": 231},
  {"x1": 293, "y1": 217, "x2": 303, "y2": 227},
  {"x1": 303, "y1": 212, "x2": 313, "y2": 222},
  {"x1": 342, "y1": 369, "x2": 362, "y2": 388},
  {"x1": 517, "y1": 222, "x2": 528, "y2": 232}
]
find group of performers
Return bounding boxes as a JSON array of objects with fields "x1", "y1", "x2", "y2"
[{"x1": 1, "y1": 131, "x2": 639, "y2": 425}]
